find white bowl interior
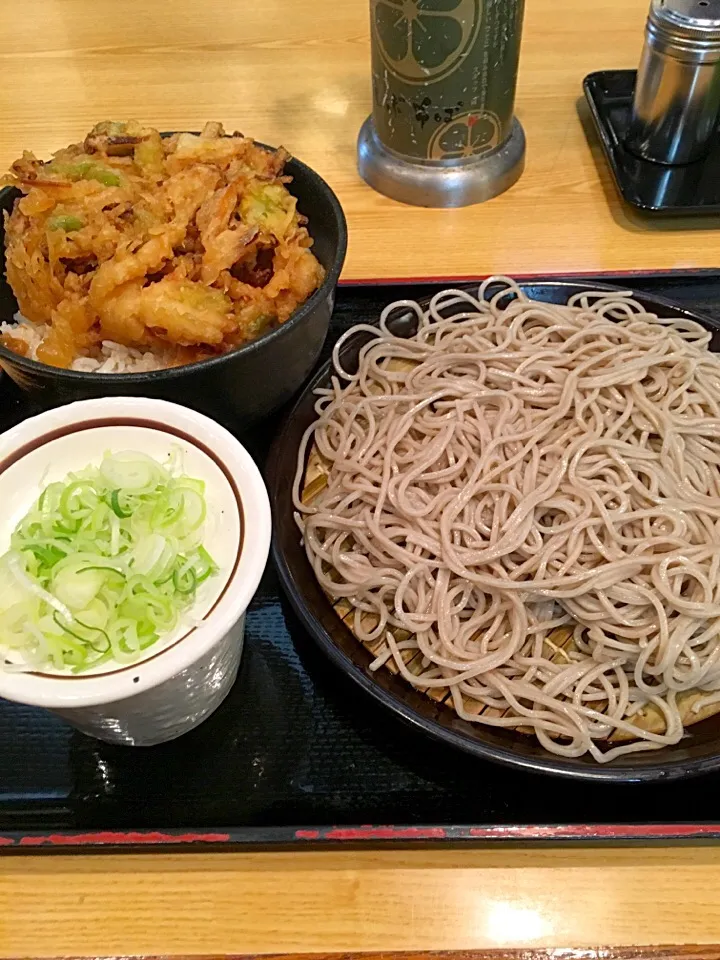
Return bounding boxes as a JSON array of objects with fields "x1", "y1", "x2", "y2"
[{"x1": 0, "y1": 424, "x2": 241, "y2": 676}]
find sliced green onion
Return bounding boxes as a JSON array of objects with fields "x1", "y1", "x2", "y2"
[
  {"x1": 193, "y1": 546, "x2": 218, "y2": 584},
  {"x1": 110, "y1": 489, "x2": 131, "y2": 518},
  {"x1": 173, "y1": 567, "x2": 197, "y2": 595},
  {"x1": 21, "y1": 543, "x2": 67, "y2": 568},
  {"x1": 0, "y1": 451, "x2": 219, "y2": 673},
  {"x1": 75, "y1": 565, "x2": 126, "y2": 578}
]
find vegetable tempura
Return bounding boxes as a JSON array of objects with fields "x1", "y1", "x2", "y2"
[{"x1": 1, "y1": 122, "x2": 325, "y2": 369}]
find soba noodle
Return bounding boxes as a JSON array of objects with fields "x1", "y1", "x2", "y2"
[{"x1": 292, "y1": 277, "x2": 720, "y2": 762}]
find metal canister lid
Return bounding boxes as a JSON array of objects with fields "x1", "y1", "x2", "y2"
[{"x1": 650, "y1": 0, "x2": 720, "y2": 49}]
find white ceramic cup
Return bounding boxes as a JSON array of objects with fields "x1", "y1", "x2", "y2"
[{"x1": 0, "y1": 397, "x2": 271, "y2": 746}]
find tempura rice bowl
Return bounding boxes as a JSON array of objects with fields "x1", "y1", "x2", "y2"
[{"x1": 0, "y1": 149, "x2": 347, "y2": 426}]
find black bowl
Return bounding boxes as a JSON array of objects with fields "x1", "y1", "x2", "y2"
[
  {"x1": 0, "y1": 148, "x2": 347, "y2": 428},
  {"x1": 268, "y1": 279, "x2": 720, "y2": 783}
]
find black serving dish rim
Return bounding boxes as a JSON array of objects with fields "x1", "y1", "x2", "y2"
[
  {"x1": 0, "y1": 141, "x2": 348, "y2": 381},
  {"x1": 269, "y1": 277, "x2": 720, "y2": 784}
]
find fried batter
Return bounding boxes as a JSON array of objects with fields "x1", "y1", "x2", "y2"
[{"x1": 2, "y1": 121, "x2": 325, "y2": 368}]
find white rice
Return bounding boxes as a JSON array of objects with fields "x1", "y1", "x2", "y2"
[{"x1": 0, "y1": 313, "x2": 171, "y2": 373}]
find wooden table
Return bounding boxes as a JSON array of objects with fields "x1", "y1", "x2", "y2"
[
  {"x1": 1, "y1": 0, "x2": 720, "y2": 281},
  {"x1": 2, "y1": 0, "x2": 720, "y2": 956}
]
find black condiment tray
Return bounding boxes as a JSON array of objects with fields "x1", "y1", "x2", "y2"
[
  {"x1": 583, "y1": 70, "x2": 720, "y2": 215},
  {"x1": 3, "y1": 273, "x2": 720, "y2": 853}
]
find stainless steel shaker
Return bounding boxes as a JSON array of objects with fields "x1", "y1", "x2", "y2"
[{"x1": 626, "y1": 0, "x2": 720, "y2": 164}]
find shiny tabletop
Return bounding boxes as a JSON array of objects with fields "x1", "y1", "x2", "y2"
[{"x1": 2, "y1": 0, "x2": 720, "y2": 955}]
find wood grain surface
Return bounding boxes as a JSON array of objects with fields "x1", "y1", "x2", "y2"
[
  {"x1": 2, "y1": 0, "x2": 720, "y2": 958},
  {"x1": 1, "y1": 0, "x2": 719, "y2": 281},
  {"x1": 4, "y1": 849, "x2": 720, "y2": 955},
  {"x1": 29, "y1": 951, "x2": 720, "y2": 960}
]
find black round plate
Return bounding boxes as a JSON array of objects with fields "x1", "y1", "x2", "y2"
[{"x1": 267, "y1": 279, "x2": 720, "y2": 782}]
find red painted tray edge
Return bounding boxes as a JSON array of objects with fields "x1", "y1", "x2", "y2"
[{"x1": 2, "y1": 822, "x2": 720, "y2": 851}]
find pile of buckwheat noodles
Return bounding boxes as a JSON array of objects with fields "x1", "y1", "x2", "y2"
[{"x1": 292, "y1": 277, "x2": 720, "y2": 762}]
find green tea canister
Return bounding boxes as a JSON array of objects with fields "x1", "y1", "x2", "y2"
[{"x1": 358, "y1": 0, "x2": 526, "y2": 207}]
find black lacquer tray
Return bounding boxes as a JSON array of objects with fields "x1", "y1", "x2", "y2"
[
  {"x1": 3, "y1": 273, "x2": 720, "y2": 852},
  {"x1": 583, "y1": 70, "x2": 720, "y2": 215}
]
